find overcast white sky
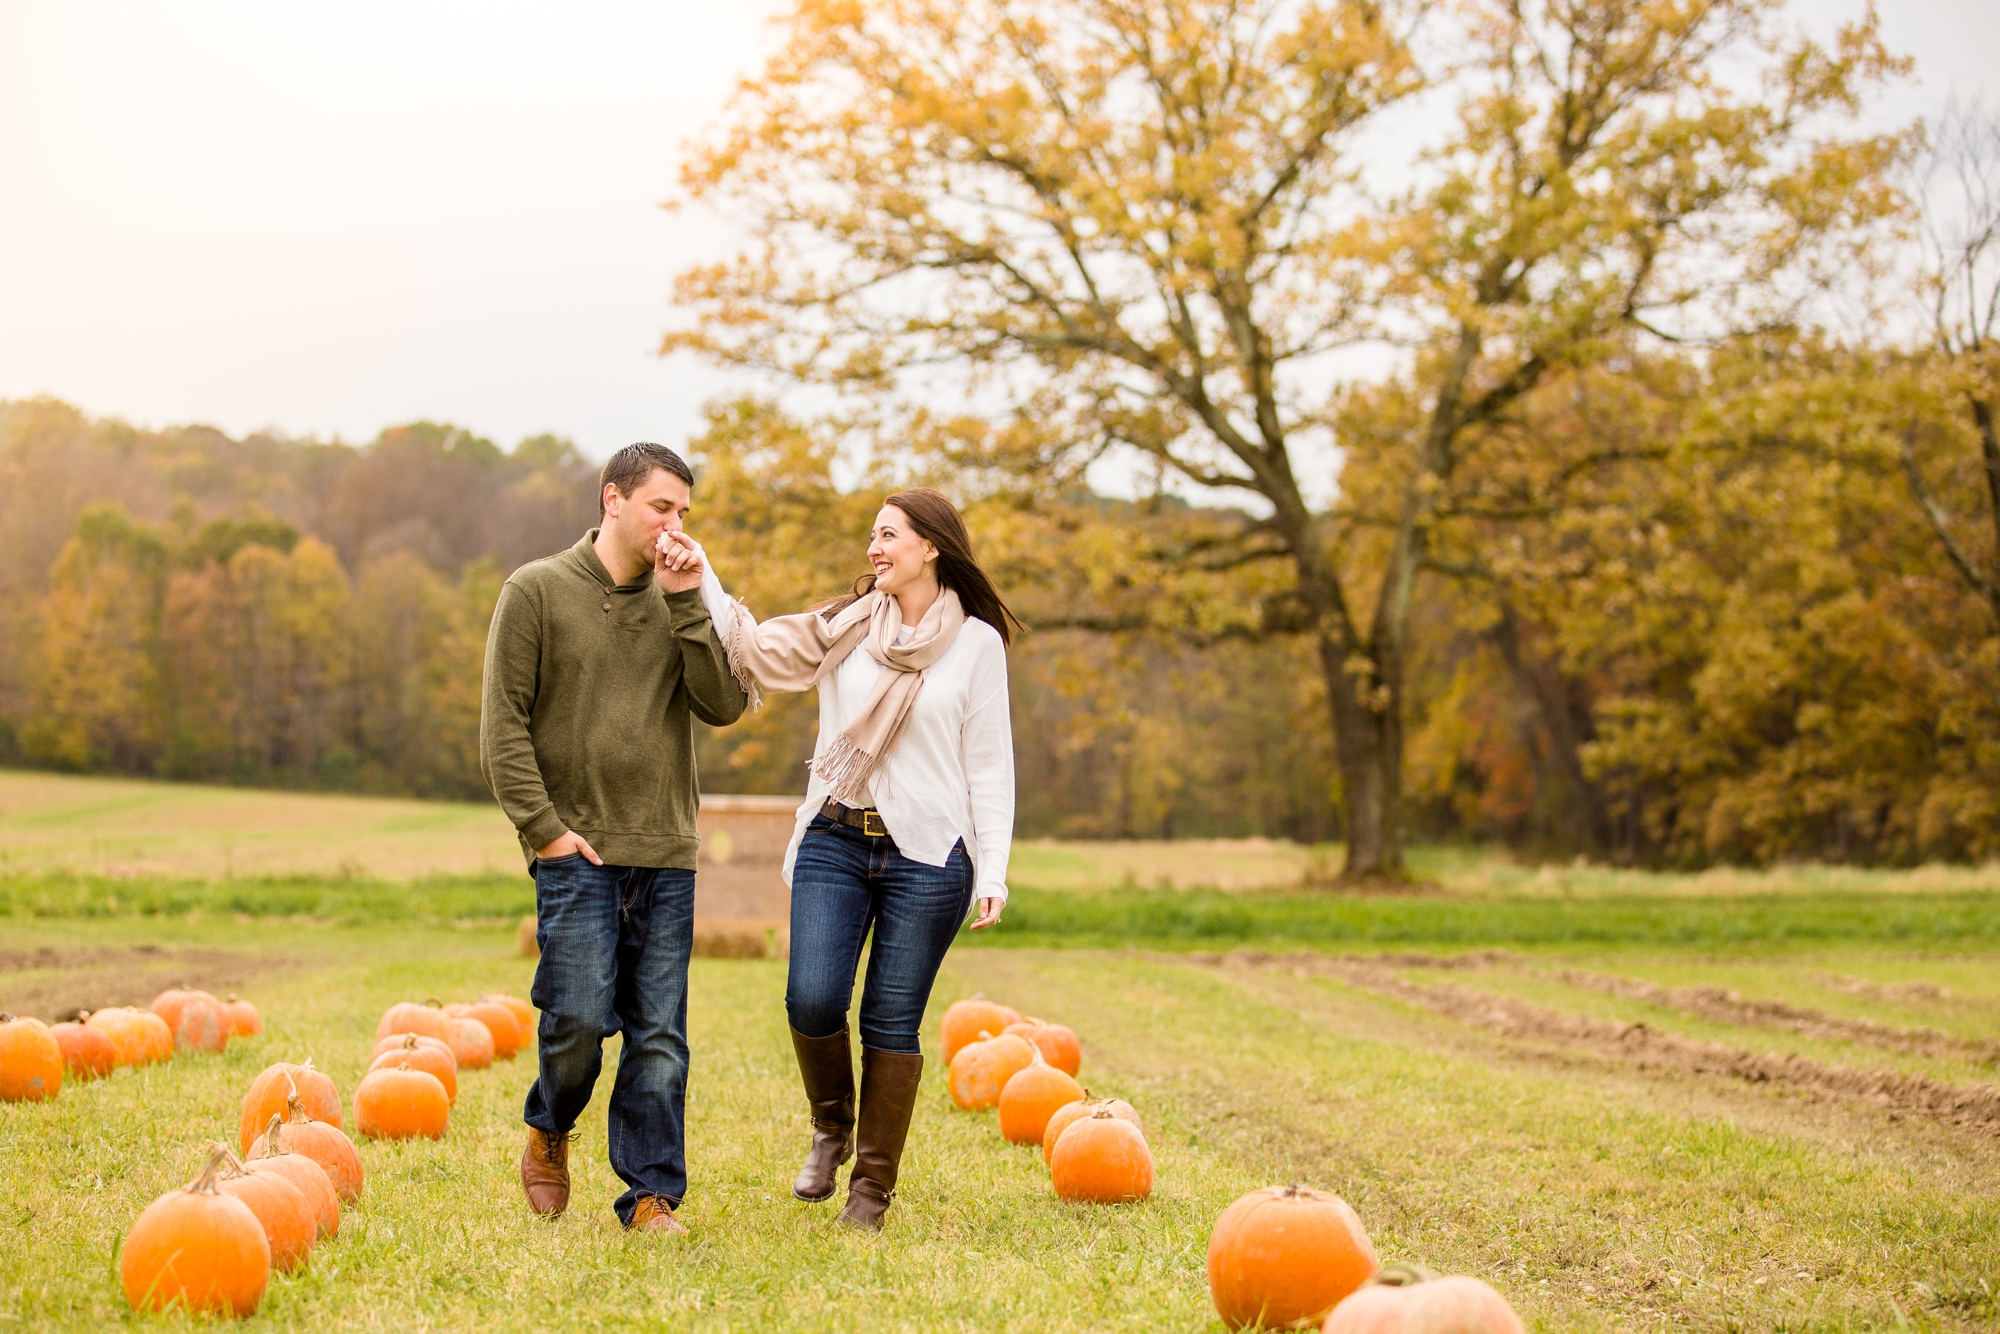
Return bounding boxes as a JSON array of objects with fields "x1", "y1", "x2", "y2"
[{"x1": 3, "y1": 1, "x2": 1996, "y2": 464}]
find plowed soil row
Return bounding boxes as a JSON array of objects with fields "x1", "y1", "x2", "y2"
[
  {"x1": 1530, "y1": 964, "x2": 2000, "y2": 1066},
  {"x1": 1208, "y1": 950, "x2": 2000, "y2": 1137}
]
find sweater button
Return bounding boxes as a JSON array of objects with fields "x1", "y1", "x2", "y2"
[{"x1": 602, "y1": 601, "x2": 612, "y2": 611}]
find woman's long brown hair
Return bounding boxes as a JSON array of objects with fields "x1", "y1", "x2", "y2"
[{"x1": 820, "y1": 488, "x2": 1022, "y2": 646}]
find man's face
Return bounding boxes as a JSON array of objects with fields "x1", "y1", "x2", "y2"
[{"x1": 603, "y1": 468, "x2": 691, "y2": 564}]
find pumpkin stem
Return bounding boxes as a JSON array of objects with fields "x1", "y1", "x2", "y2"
[
  {"x1": 1370, "y1": 1264, "x2": 1438, "y2": 1289},
  {"x1": 424, "y1": 998, "x2": 443, "y2": 1008},
  {"x1": 285, "y1": 1091, "x2": 317, "y2": 1125},
  {"x1": 189, "y1": 1143, "x2": 234, "y2": 1194},
  {"x1": 208, "y1": 1141, "x2": 253, "y2": 1178},
  {"x1": 0, "y1": 1012, "x2": 14, "y2": 1023},
  {"x1": 262, "y1": 1112, "x2": 288, "y2": 1156}
]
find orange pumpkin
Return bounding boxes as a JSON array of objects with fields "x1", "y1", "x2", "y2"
[
  {"x1": 239, "y1": 1061, "x2": 342, "y2": 1155},
  {"x1": 940, "y1": 996, "x2": 1022, "y2": 1063},
  {"x1": 120, "y1": 1146, "x2": 270, "y2": 1316},
  {"x1": 1049, "y1": 1109, "x2": 1153, "y2": 1203},
  {"x1": 245, "y1": 1116, "x2": 340, "y2": 1238},
  {"x1": 375, "y1": 1001, "x2": 457, "y2": 1045},
  {"x1": 1208, "y1": 1185, "x2": 1379, "y2": 1330},
  {"x1": 261, "y1": 1093, "x2": 365, "y2": 1204},
  {"x1": 0, "y1": 1013, "x2": 63, "y2": 1101},
  {"x1": 1322, "y1": 1265, "x2": 1525, "y2": 1334},
  {"x1": 220, "y1": 995, "x2": 264, "y2": 1038},
  {"x1": 997, "y1": 1047, "x2": 1085, "y2": 1145},
  {"x1": 213, "y1": 1146, "x2": 315, "y2": 1275},
  {"x1": 1002, "y1": 1018, "x2": 1082, "y2": 1075},
  {"x1": 370, "y1": 1034, "x2": 458, "y2": 1104},
  {"x1": 85, "y1": 1007, "x2": 166, "y2": 1066},
  {"x1": 449, "y1": 1017, "x2": 495, "y2": 1070},
  {"x1": 1043, "y1": 1096, "x2": 1143, "y2": 1169},
  {"x1": 49, "y1": 1020, "x2": 115, "y2": 1081},
  {"x1": 485, "y1": 992, "x2": 536, "y2": 1045},
  {"x1": 461, "y1": 1001, "x2": 524, "y2": 1059},
  {"x1": 371, "y1": 1031, "x2": 457, "y2": 1064},
  {"x1": 151, "y1": 988, "x2": 229, "y2": 1053},
  {"x1": 354, "y1": 1063, "x2": 450, "y2": 1140},
  {"x1": 948, "y1": 1032, "x2": 1036, "y2": 1110}
]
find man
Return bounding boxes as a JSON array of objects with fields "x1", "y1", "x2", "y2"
[{"x1": 479, "y1": 441, "x2": 746, "y2": 1234}]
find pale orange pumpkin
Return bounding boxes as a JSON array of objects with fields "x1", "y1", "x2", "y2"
[
  {"x1": 213, "y1": 1145, "x2": 315, "y2": 1275},
  {"x1": 246, "y1": 1116, "x2": 340, "y2": 1238},
  {"x1": 150, "y1": 988, "x2": 229, "y2": 1053},
  {"x1": 354, "y1": 1063, "x2": 450, "y2": 1140},
  {"x1": 120, "y1": 1145, "x2": 270, "y2": 1316},
  {"x1": 1042, "y1": 1095, "x2": 1143, "y2": 1169},
  {"x1": 49, "y1": 1020, "x2": 115, "y2": 1081},
  {"x1": 0, "y1": 1013, "x2": 63, "y2": 1101},
  {"x1": 948, "y1": 1032, "x2": 1036, "y2": 1110},
  {"x1": 1002, "y1": 1018, "x2": 1082, "y2": 1075},
  {"x1": 371, "y1": 1031, "x2": 457, "y2": 1064},
  {"x1": 940, "y1": 996, "x2": 1022, "y2": 1063},
  {"x1": 1322, "y1": 1265, "x2": 1525, "y2": 1334},
  {"x1": 1049, "y1": 1109, "x2": 1153, "y2": 1203},
  {"x1": 220, "y1": 995, "x2": 264, "y2": 1038},
  {"x1": 370, "y1": 1034, "x2": 458, "y2": 1104},
  {"x1": 448, "y1": 1016, "x2": 495, "y2": 1070},
  {"x1": 375, "y1": 1000, "x2": 457, "y2": 1045},
  {"x1": 260, "y1": 1093, "x2": 365, "y2": 1204},
  {"x1": 238, "y1": 1061, "x2": 342, "y2": 1155},
  {"x1": 1208, "y1": 1185, "x2": 1379, "y2": 1330},
  {"x1": 997, "y1": 1047, "x2": 1085, "y2": 1145},
  {"x1": 86, "y1": 1007, "x2": 171, "y2": 1066},
  {"x1": 461, "y1": 1001, "x2": 524, "y2": 1059},
  {"x1": 485, "y1": 992, "x2": 535, "y2": 1044}
]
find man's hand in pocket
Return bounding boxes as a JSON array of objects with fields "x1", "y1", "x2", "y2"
[{"x1": 536, "y1": 831, "x2": 603, "y2": 865}]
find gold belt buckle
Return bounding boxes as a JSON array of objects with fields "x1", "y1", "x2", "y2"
[{"x1": 861, "y1": 810, "x2": 887, "y2": 837}]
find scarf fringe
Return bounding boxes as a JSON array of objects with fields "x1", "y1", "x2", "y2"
[
  {"x1": 721, "y1": 598, "x2": 764, "y2": 711},
  {"x1": 810, "y1": 734, "x2": 878, "y2": 806}
]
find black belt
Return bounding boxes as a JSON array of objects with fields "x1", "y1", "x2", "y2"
[{"x1": 820, "y1": 799, "x2": 888, "y2": 836}]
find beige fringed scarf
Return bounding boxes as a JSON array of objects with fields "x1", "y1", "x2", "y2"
[{"x1": 722, "y1": 587, "x2": 966, "y2": 805}]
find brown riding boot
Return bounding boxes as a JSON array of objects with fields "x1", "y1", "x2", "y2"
[
  {"x1": 838, "y1": 1047, "x2": 924, "y2": 1231},
  {"x1": 520, "y1": 1126, "x2": 575, "y2": 1217},
  {"x1": 790, "y1": 1025, "x2": 856, "y2": 1202},
  {"x1": 627, "y1": 1195, "x2": 686, "y2": 1234}
]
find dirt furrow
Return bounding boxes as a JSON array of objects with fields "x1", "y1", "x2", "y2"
[
  {"x1": 1530, "y1": 966, "x2": 2000, "y2": 1067},
  {"x1": 1207, "y1": 950, "x2": 2000, "y2": 1137}
]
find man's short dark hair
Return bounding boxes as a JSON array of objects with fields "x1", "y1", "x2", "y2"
[{"x1": 599, "y1": 442, "x2": 694, "y2": 515}]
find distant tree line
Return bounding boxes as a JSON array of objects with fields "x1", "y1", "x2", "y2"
[{"x1": 1, "y1": 372, "x2": 1994, "y2": 863}]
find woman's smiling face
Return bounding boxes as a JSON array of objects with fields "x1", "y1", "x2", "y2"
[{"x1": 867, "y1": 504, "x2": 937, "y2": 597}]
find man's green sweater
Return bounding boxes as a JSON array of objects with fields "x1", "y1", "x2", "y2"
[{"x1": 479, "y1": 531, "x2": 748, "y2": 870}]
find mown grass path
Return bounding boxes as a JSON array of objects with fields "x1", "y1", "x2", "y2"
[{"x1": 3, "y1": 918, "x2": 1997, "y2": 1331}]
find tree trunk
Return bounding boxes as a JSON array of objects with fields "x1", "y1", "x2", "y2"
[
  {"x1": 1491, "y1": 601, "x2": 1607, "y2": 853},
  {"x1": 1318, "y1": 629, "x2": 1406, "y2": 880}
]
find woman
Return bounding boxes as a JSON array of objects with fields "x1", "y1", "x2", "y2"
[{"x1": 704, "y1": 488, "x2": 1017, "y2": 1230}]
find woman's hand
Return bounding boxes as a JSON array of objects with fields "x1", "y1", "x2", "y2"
[
  {"x1": 654, "y1": 530, "x2": 705, "y2": 593},
  {"x1": 968, "y1": 896, "x2": 1004, "y2": 930}
]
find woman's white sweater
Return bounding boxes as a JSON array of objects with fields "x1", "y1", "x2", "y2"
[{"x1": 699, "y1": 563, "x2": 1015, "y2": 903}]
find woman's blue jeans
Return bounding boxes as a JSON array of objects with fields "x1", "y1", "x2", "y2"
[
  {"x1": 522, "y1": 856, "x2": 694, "y2": 1225},
  {"x1": 786, "y1": 815, "x2": 976, "y2": 1054}
]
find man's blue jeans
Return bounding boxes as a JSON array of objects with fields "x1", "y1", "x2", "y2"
[
  {"x1": 523, "y1": 856, "x2": 694, "y2": 1225},
  {"x1": 786, "y1": 814, "x2": 976, "y2": 1055}
]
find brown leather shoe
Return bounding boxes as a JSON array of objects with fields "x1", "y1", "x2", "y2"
[
  {"x1": 790, "y1": 1025, "x2": 855, "y2": 1202},
  {"x1": 839, "y1": 1047, "x2": 924, "y2": 1231},
  {"x1": 520, "y1": 1126, "x2": 576, "y2": 1217},
  {"x1": 628, "y1": 1195, "x2": 686, "y2": 1234}
]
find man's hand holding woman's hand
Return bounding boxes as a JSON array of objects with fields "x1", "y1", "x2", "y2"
[
  {"x1": 969, "y1": 897, "x2": 1003, "y2": 930},
  {"x1": 537, "y1": 831, "x2": 602, "y2": 866},
  {"x1": 655, "y1": 531, "x2": 705, "y2": 593}
]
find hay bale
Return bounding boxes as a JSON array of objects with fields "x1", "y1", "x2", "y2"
[
  {"x1": 691, "y1": 918, "x2": 789, "y2": 960},
  {"x1": 517, "y1": 915, "x2": 539, "y2": 959}
]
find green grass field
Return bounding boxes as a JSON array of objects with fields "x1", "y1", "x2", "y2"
[{"x1": 3, "y1": 772, "x2": 1998, "y2": 1331}]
